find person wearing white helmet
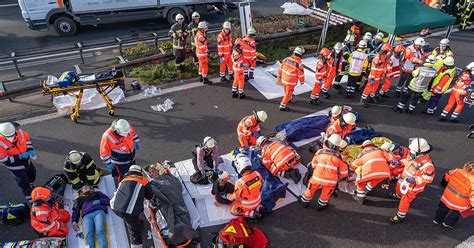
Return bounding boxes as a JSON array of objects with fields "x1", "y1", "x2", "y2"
[
  {"x1": 257, "y1": 136, "x2": 302, "y2": 184},
  {"x1": 323, "y1": 42, "x2": 345, "y2": 98},
  {"x1": 242, "y1": 27, "x2": 257, "y2": 81},
  {"x1": 328, "y1": 105, "x2": 343, "y2": 123},
  {"x1": 394, "y1": 52, "x2": 437, "y2": 115},
  {"x1": 396, "y1": 37, "x2": 426, "y2": 96},
  {"x1": 325, "y1": 112, "x2": 356, "y2": 141},
  {"x1": 187, "y1": 12, "x2": 202, "y2": 64},
  {"x1": 439, "y1": 62, "x2": 474, "y2": 122},
  {"x1": 195, "y1": 21, "x2": 211, "y2": 84},
  {"x1": 346, "y1": 40, "x2": 369, "y2": 98},
  {"x1": 190, "y1": 136, "x2": 221, "y2": 185},
  {"x1": 217, "y1": 21, "x2": 233, "y2": 83},
  {"x1": 350, "y1": 139, "x2": 393, "y2": 205},
  {"x1": 64, "y1": 150, "x2": 101, "y2": 191},
  {"x1": 363, "y1": 32, "x2": 372, "y2": 42},
  {"x1": 425, "y1": 56, "x2": 456, "y2": 115},
  {"x1": 299, "y1": 134, "x2": 348, "y2": 210},
  {"x1": 369, "y1": 32, "x2": 384, "y2": 52},
  {"x1": 100, "y1": 119, "x2": 140, "y2": 180},
  {"x1": 390, "y1": 137, "x2": 435, "y2": 223},
  {"x1": 0, "y1": 122, "x2": 37, "y2": 203},
  {"x1": 225, "y1": 154, "x2": 264, "y2": 218},
  {"x1": 211, "y1": 170, "x2": 235, "y2": 205},
  {"x1": 168, "y1": 13, "x2": 188, "y2": 72},
  {"x1": 237, "y1": 111, "x2": 267, "y2": 147},
  {"x1": 277, "y1": 46, "x2": 305, "y2": 111}
]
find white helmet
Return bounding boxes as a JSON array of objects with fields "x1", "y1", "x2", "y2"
[
  {"x1": 439, "y1": 38, "x2": 449, "y2": 46},
  {"x1": 408, "y1": 137, "x2": 431, "y2": 154},
  {"x1": 235, "y1": 154, "x2": 252, "y2": 174},
  {"x1": 175, "y1": 14, "x2": 184, "y2": 21},
  {"x1": 247, "y1": 27, "x2": 256, "y2": 36},
  {"x1": 381, "y1": 142, "x2": 395, "y2": 152},
  {"x1": 192, "y1": 12, "x2": 200, "y2": 18},
  {"x1": 203, "y1": 136, "x2": 216, "y2": 149},
  {"x1": 197, "y1": 21, "x2": 208, "y2": 29},
  {"x1": 256, "y1": 136, "x2": 268, "y2": 147},
  {"x1": 358, "y1": 40, "x2": 368, "y2": 48},
  {"x1": 0, "y1": 122, "x2": 16, "y2": 137},
  {"x1": 254, "y1": 110, "x2": 267, "y2": 123},
  {"x1": 113, "y1": 119, "x2": 131, "y2": 136},
  {"x1": 426, "y1": 54, "x2": 436, "y2": 63},
  {"x1": 466, "y1": 62, "x2": 474, "y2": 71},
  {"x1": 334, "y1": 42, "x2": 343, "y2": 53},
  {"x1": 222, "y1": 21, "x2": 231, "y2": 29},
  {"x1": 342, "y1": 113, "x2": 356, "y2": 125},
  {"x1": 414, "y1": 37, "x2": 425, "y2": 46},
  {"x1": 128, "y1": 165, "x2": 143, "y2": 174},
  {"x1": 68, "y1": 150, "x2": 82, "y2": 165},
  {"x1": 361, "y1": 140, "x2": 374, "y2": 147},
  {"x1": 218, "y1": 171, "x2": 230, "y2": 180},
  {"x1": 326, "y1": 134, "x2": 342, "y2": 150},
  {"x1": 374, "y1": 32, "x2": 384, "y2": 40},
  {"x1": 331, "y1": 105, "x2": 343, "y2": 117},
  {"x1": 363, "y1": 32, "x2": 372, "y2": 42},
  {"x1": 294, "y1": 46, "x2": 305, "y2": 56},
  {"x1": 443, "y1": 56, "x2": 455, "y2": 67}
]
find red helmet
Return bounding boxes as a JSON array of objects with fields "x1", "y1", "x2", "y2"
[
  {"x1": 31, "y1": 187, "x2": 52, "y2": 202},
  {"x1": 320, "y1": 48, "x2": 331, "y2": 57},
  {"x1": 394, "y1": 45, "x2": 406, "y2": 53}
]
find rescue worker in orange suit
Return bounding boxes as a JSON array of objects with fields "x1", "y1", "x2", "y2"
[
  {"x1": 425, "y1": 57, "x2": 456, "y2": 115},
  {"x1": 434, "y1": 161, "x2": 474, "y2": 228},
  {"x1": 195, "y1": 21, "x2": 211, "y2": 84},
  {"x1": 30, "y1": 187, "x2": 70, "y2": 237},
  {"x1": 232, "y1": 39, "x2": 246, "y2": 99},
  {"x1": 349, "y1": 24, "x2": 360, "y2": 46},
  {"x1": 0, "y1": 122, "x2": 37, "y2": 203},
  {"x1": 256, "y1": 136, "x2": 302, "y2": 184},
  {"x1": 390, "y1": 138, "x2": 435, "y2": 223},
  {"x1": 242, "y1": 27, "x2": 257, "y2": 81},
  {"x1": 397, "y1": 37, "x2": 426, "y2": 96},
  {"x1": 299, "y1": 134, "x2": 348, "y2": 210},
  {"x1": 100, "y1": 119, "x2": 140, "y2": 181},
  {"x1": 324, "y1": 112, "x2": 356, "y2": 141},
  {"x1": 440, "y1": 62, "x2": 474, "y2": 122},
  {"x1": 351, "y1": 140, "x2": 393, "y2": 205},
  {"x1": 217, "y1": 21, "x2": 233, "y2": 83},
  {"x1": 225, "y1": 154, "x2": 264, "y2": 218},
  {"x1": 381, "y1": 142, "x2": 410, "y2": 179},
  {"x1": 236, "y1": 111, "x2": 267, "y2": 148},
  {"x1": 323, "y1": 42, "x2": 345, "y2": 99},
  {"x1": 328, "y1": 105, "x2": 343, "y2": 124},
  {"x1": 310, "y1": 48, "x2": 332, "y2": 105},
  {"x1": 360, "y1": 43, "x2": 392, "y2": 107},
  {"x1": 277, "y1": 46, "x2": 305, "y2": 111},
  {"x1": 379, "y1": 44, "x2": 405, "y2": 98}
]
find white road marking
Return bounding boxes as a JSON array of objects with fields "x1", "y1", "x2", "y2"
[
  {"x1": 457, "y1": 235, "x2": 474, "y2": 248},
  {"x1": 0, "y1": 3, "x2": 19, "y2": 8}
]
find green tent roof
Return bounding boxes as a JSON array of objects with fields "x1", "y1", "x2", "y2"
[{"x1": 331, "y1": 0, "x2": 455, "y2": 35}]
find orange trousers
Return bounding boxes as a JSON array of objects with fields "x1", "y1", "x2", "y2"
[
  {"x1": 304, "y1": 182, "x2": 335, "y2": 206},
  {"x1": 219, "y1": 55, "x2": 233, "y2": 76},
  {"x1": 356, "y1": 177, "x2": 386, "y2": 193},
  {"x1": 362, "y1": 78, "x2": 382, "y2": 98},
  {"x1": 281, "y1": 84, "x2": 295, "y2": 106},
  {"x1": 232, "y1": 72, "x2": 245, "y2": 93},
  {"x1": 380, "y1": 76, "x2": 393, "y2": 94},
  {"x1": 231, "y1": 203, "x2": 258, "y2": 218},
  {"x1": 311, "y1": 79, "x2": 324, "y2": 98},
  {"x1": 48, "y1": 210, "x2": 70, "y2": 237},
  {"x1": 198, "y1": 56, "x2": 209, "y2": 77},
  {"x1": 325, "y1": 70, "x2": 337, "y2": 90},
  {"x1": 238, "y1": 135, "x2": 257, "y2": 148},
  {"x1": 395, "y1": 180, "x2": 420, "y2": 218},
  {"x1": 442, "y1": 93, "x2": 465, "y2": 116}
]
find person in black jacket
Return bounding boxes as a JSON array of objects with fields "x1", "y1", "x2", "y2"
[
  {"x1": 111, "y1": 165, "x2": 153, "y2": 248},
  {"x1": 64, "y1": 150, "x2": 101, "y2": 191},
  {"x1": 211, "y1": 171, "x2": 235, "y2": 205}
]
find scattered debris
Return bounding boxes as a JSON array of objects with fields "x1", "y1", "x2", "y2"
[
  {"x1": 140, "y1": 85, "x2": 162, "y2": 97},
  {"x1": 151, "y1": 99, "x2": 175, "y2": 112}
]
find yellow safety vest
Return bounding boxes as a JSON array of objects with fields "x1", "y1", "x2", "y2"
[{"x1": 432, "y1": 68, "x2": 456, "y2": 93}]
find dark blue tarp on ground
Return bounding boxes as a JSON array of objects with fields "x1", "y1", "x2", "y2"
[
  {"x1": 273, "y1": 115, "x2": 330, "y2": 143},
  {"x1": 345, "y1": 128, "x2": 382, "y2": 145}
]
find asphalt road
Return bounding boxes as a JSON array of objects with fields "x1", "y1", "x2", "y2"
[
  {"x1": 0, "y1": 0, "x2": 287, "y2": 54},
  {"x1": 0, "y1": 28, "x2": 473, "y2": 247}
]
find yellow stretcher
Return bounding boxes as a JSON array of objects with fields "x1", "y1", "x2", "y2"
[{"x1": 42, "y1": 70, "x2": 125, "y2": 123}]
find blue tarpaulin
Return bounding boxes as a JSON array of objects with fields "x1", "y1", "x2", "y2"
[
  {"x1": 345, "y1": 128, "x2": 382, "y2": 145},
  {"x1": 273, "y1": 115, "x2": 330, "y2": 143}
]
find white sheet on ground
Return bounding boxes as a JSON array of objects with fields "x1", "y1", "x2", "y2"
[
  {"x1": 251, "y1": 67, "x2": 314, "y2": 100},
  {"x1": 53, "y1": 87, "x2": 126, "y2": 111},
  {"x1": 281, "y1": 2, "x2": 312, "y2": 15},
  {"x1": 64, "y1": 175, "x2": 129, "y2": 248},
  {"x1": 174, "y1": 153, "x2": 297, "y2": 227}
]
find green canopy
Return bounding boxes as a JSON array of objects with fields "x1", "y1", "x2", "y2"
[{"x1": 331, "y1": 0, "x2": 455, "y2": 35}]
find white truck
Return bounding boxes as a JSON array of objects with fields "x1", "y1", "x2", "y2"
[{"x1": 18, "y1": 0, "x2": 229, "y2": 36}]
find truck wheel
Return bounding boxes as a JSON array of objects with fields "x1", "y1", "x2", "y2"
[
  {"x1": 54, "y1": 16, "x2": 77, "y2": 36},
  {"x1": 167, "y1": 8, "x2": 187, "y2": 25}
]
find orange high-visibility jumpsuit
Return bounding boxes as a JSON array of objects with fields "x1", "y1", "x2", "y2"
[
  {"x1": 217, "y1": 30, "x2": 233, "y2": 77},
  {"x1": 227, "y1": 170, "x2": 263, "y2": 217},
  {"x1": 440, "y1": 71, "x2": 471, "y2": 121},
  {"x1": 362, "y1": 55, "x2": 388, "y2": 100},
  {"x1": 31, "y1": 202, "x2": 70, "y2": 237},
  {"x1": 100, "y1": 126, "x2": 139, "y2": 179},
  {"x1": 302, "y1": 148, "x2": 348, "y2": 207},
  {"x1": 325, "y1": 51, "x2": 344, "y2": 93},
  {"x1": 395, "y1": 154, "x2": 435, "y2": 219},
  {"x1": 261, "y1": 140, "x2": 301, "y2": 176},
  {"x1": 350, "y1": 146, "x2": 392, "y2": 198},
  {"x1": 194, "y1": 30, "x2": 209, "y2": 78},
  {"x1": 232, "y1": 48, "x2": 245, "y2": 94},
  {"x1": 380, "y1": 54, "x2": 401, "y2": 95},
  {"x1": 236, "y1": 115, "x2": 261, "y2": 147},
  {"x1": 325, "y1": 118, "x2": 355, "y2": 140},
  {"x1": 311, "y1": 56, "x2": 332, "y2": 100},
  {"x1": 278, "y1": 55, "x2": 305, "y2": 108},
  {"x1": 242, "y1": 37, "x2": 256, "y2": 78}
]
